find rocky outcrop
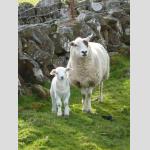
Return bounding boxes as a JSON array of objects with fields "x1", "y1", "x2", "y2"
[{"x1": 18, "y1": 0, "x2": 130, "y2": 95}]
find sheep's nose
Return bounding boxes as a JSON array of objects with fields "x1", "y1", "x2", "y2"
[
  {"x1": 60, "y1": 76, "x2": 64, "y2": 80},
  {"x1": 82, "y1": 51, "x2": 87, "y2": 54},
  {"x1": 81, "y1": 51, "x2": 87, "y2": 56}
]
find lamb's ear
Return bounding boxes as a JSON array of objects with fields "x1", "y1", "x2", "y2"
[
  {"x1": 83, "y1": 34, "x2": 93, "y2": 42},
  {"x1": 50, "y1": 69, "x2": 56, "y2": 75},
  {"x1": 65, "y1": 67, "x2": 73, "y2": 72}
]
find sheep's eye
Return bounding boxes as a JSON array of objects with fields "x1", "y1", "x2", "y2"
[{"x1": 70, "y1": 42, "x2": 77, "y2": 47}]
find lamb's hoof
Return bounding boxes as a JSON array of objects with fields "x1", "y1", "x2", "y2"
[
  {"x1": 98, "y1": 98, "x2": 103, "y2": 103},
  {"x1": 64, "y1": 112, "x2": 70, "y2": 117},
  {"x1": 98, "y1": 99, "x2": 103, "y2": 103},
  {"x1": 52, "y1": 110, "x2": 57, "y2": 113},
  {"x1": 64, "y1": 114, "x2": 69, "y2": 118},
  {"x1": 64, "y1": 110, "x2": 70, "y2": 117},
  {"x1": 57, "y1": 112, "x2": 62, "y2": 117}
]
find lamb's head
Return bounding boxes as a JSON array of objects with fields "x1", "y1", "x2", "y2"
[
  {"x1": 69, "y1": 34, "x2": 93, "y2": 58},
  {"x1": 50, "y1": 67, "x2": 72, "y2": 81}
]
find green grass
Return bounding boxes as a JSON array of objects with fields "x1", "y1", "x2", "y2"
[
  {"x1": 18, "y1": 0, "x2": 40, "y2": 5},
  {"x1": 18, "y1": 54, "x2": 130, "y2": 150}
]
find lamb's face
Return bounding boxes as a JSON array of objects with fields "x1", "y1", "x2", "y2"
[
  {"x1": 70, "y1": 37, "x2": 89, "y2": 58},
  {"x1": 50, "y1": 67, "x2": 72, "y2": 81}
]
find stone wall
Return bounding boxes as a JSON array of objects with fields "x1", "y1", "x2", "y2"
[{"x1": 18, "y1": 0, "x2": 130, "y2": 95}]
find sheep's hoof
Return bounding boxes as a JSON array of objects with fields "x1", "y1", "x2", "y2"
[
  {"x1": 94, "y1": 97, "x2": 103, "y2": 103},
  {"x1": 64, "y1": 112, "x2": 70, "y2": 117},
  {"x1": 87, "y1": 110, "x2": 92, "y2": 113},
  {"x1": 64, "y1": 114, "x2": 69, "y2": 118},
  {"x1": 82, "y1": 109, "x2": 92, "y2": 113}
]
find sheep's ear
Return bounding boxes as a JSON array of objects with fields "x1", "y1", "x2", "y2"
[
  {"x1": 50, "y1": 69, "x2": 56, "y2": 75},
  {"x1": 84, "y1": 34, "x2": 93, "y2": 42},
  {"x1": 65, "y1": 67, "x2": 73, "y2": 72}
]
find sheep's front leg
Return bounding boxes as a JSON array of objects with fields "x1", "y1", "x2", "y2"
[
  {"x1": 56, "y1": 97, "x2": 62, "y2": 116},
  {"x1": 81, "y1": 88, "x2": 93, "y2": 112},
  {"x1": 64, "y1": 93, "x2": 70, "y2": 116},
  {"x1": 81, "y1": 88, "x2": 88, "y2": 112},
  {"x1": 86, "y1": 87, "x2": 93, "y2": 113}
]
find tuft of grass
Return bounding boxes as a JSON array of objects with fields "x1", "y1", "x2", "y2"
[
  {"x1": 18, "y1": 0, "x2": 40, "y2": 5},
  {"x1": 18, "y1": 54, "x2": 130, "y2": 150}
]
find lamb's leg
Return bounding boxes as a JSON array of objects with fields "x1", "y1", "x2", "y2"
[
  {"x1": 50, "y1": 90, "x2": 57, "y2": 113},
  {"x1": 99, "y1": 81, "x2": 103, "y2": 102},
  {"x1": 64, "y1": 93, "x2": 70, "y2": 116},
  {"x1": 81, "y1": 88, "x2": 88, "y2": 112},
  {"x1": 51, "y1": 96, "x2": 57, "y2": 113},
  {"x1": 56, "y1": 97, "x2": 62, "y2": 116}
]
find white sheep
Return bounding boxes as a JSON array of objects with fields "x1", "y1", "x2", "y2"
[
  {"x1": 50, "y1": 67, "x2": 72, "y2": 116},
  {"x1": 67, "y1": 35, "x2": 110, "y2": 113}
]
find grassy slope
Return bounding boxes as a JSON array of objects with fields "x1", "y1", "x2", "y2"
[{"x1": 18, "y1": 54, "x2": 130, "y2": 150}]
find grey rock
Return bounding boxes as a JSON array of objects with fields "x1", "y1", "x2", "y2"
[
  {"x1": 118, "y1": 43, "x2": 130, "y2": 56},
  {"x1": 36, "y1": 0, "x2": 61, "y2": 7},
  {"x1": 18, "y1": 53, "x2": 44, "y2": 84},
  {"x1": 32, "y1": 84, "x2": 50, "y2": 99},
  {"x1": 90, "y1": 2, "x2": 103, "y2": 12},
  {"x1": 18, "y1": 0, "x2": 130, "y2": 94}
]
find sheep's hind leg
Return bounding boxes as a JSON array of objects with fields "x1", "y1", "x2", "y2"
[
  {"x1": 99, "y1": 82, "x2": 103, "y2": 102},
  {"x1": 94, "y1": 82, "x2": 103, "y2": 102}
]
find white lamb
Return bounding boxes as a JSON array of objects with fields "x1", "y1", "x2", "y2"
[
  {"x1": 50, "y1": 67, "x2": 72, "y2": 116},
  {"x1": 67, "y1": 35, "x2": 110, "y2": 113}
]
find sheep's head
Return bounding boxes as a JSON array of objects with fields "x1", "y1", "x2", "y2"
[
  {"x1": 69, "y1": 34, "x2": 93, "y2": 58},
  {"x1": 50, "y1": 67, "x2": 72, "y2": 81}
]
